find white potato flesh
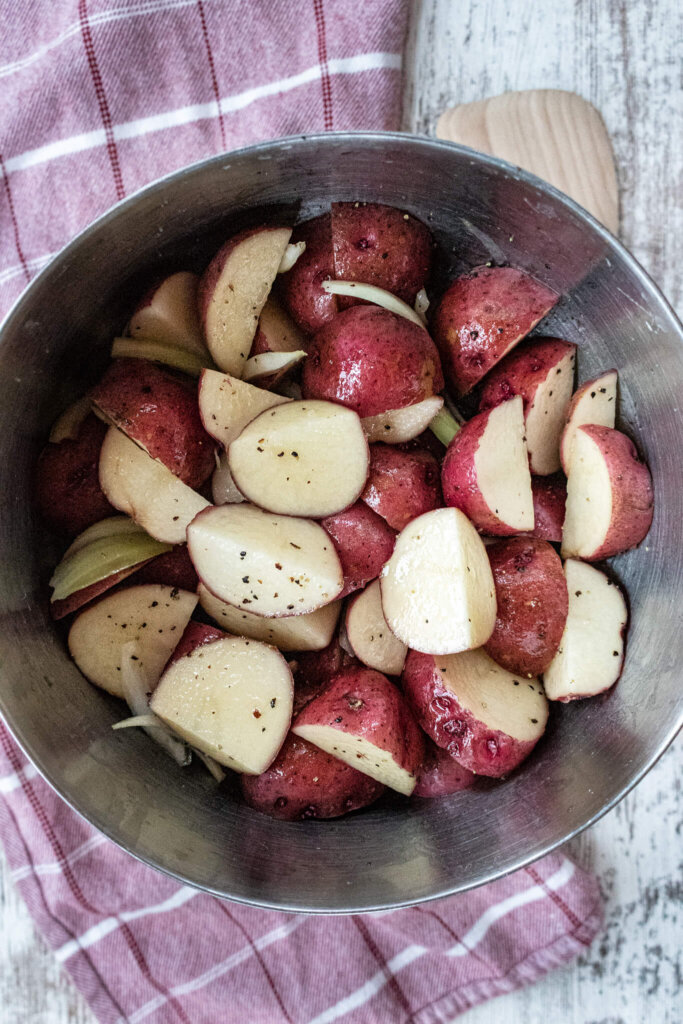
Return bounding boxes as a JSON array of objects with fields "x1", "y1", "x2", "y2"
[
  {"x1": 203, "y1": 228, "x2": 292, "y2": 377},
  {"x1": 543, "y1": 559, "x2": 627, "y2": 700},
  {"x1": 198, "y1": 583, "x2": 341, "y2": 651},
  {"x1": 293, "y1": 724, "x2": 417, "y2": 796},
  {"x1": 361, "y1": 396, "x2": 444, "y2": 444},
  {"x1": 437, "y1": 648, "x2": 548, "y2": 741},
  {"x1": 150, "y1": 636, "x2": 293, "y2": 773},
  {"x1": 68, "y1": 584, "x2": 197, "y2": 698},
  {"x1": 49, "y1": 397, "x2": 92, "y2": 443},
  {"x1": 211, "y1": 451, "x2": 246, "y2": 504},
  {"x1": 198, "y1": 369, "x2": 289, "y2": 448},
  {"x1": 277, "y1": 241, "x2": 306, "y2": 273},
  {"x1": 242, "y1": 350, "x2": 306, "y2": 385},
  {"x1": 525, "y1": 348, "x2": 576, "y2": 475},
  {"x1": 380, "y1": 507, "x2": 496, "y2": 655},
  {"x1": 228, "y1": 400, "x2": 369, "y2": 518},
  {"x1": 99, "y1": 427, "x2": 210, "y2": 544},
  {"x1": 561, "y1": 370, "x2": 618, "y2": 470},
  {"x1": 255, "y1": 296, "x2": 307, "y2": 352},
  {"x1": 128, "y1": 272, "x2": 207, "y2": 356},
  {"x1": 475, "y1": 396, "x2": 533, "y2": 530},
  {"x1": 345, "y1": 579, "x2": 407, "y2": 675},
  {"x1": 187, "y1": 504, "x2": 344, "y2": 617},
  {"x1": 561, "y1": 429, "x2": 612, "y2": 558}
]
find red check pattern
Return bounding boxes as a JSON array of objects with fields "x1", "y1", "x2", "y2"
[{"x1": 0, "y1": 2, "x2": 603, "y2": 1021}]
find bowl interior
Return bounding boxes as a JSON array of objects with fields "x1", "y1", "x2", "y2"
[{"x1": 1, "y1": 133, "x2": 681, "y2": 912}]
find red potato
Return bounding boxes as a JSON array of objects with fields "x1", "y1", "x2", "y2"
[
  {"x1": 302, "y1": 306, "x2": 444, "y2": 417},
  {"x1": 90, "y1": 359, "x2": 217, "y2": 488},
  {"x1": 432, "y1": 266, "x2": 559, "y2": 396},
  {"x1": 198, "y1": 368, "x2": 289, "y2": 449},
  {"x1": 361, "y1": 396, "x2": 444, "y2": 444},
  {"x1": 292, "y1": 667, "x2": 424, "y2": 796},
  {"x1": 561, "y1": 425, "x2": 654, "y2": 560},
  {"x1": 35, "y1": 413, "x2": 114, "y2": 537},
  {"x1": 68, "y1": 584, "x2": 198, "y2": 698},
  {"x1": 127, "y1": 271, "x2": 208, "y2": 356},
  {"x1": 414, "y1": 740, "x2": 476, "y2": 798},
  {"x1": 250, "y1": 295, "x2": 308, "y2": 356},
  {"x1": 330, "y1": 202, "x2": 432, "y2": 306},
  {"x1": 198, "y1": 226, "x2": 292, "y2": 377},
  {"x1": 167, "y1": 620, "x2": 227, "y2": 665},
  {"x1": 280, "y1": 215, "x2": 338, "y2": 334},
  {"x1": 380, "y1": 507, "x2": 496, "y2": 655},
  {"x1": 321, "y1": 501, "x2": 396, "y2": 599},
  {"x1": 48, "y1": 397, "x2": 92, "y2": 443},
  {"x1": 293, "y1": 638, "x2": 355, "y2": 714},
  {"x1": 241, "y1": 733, "x2": 384, "y2": 820},
  {"x1": 402, "y1": 648, "x2": 548, "y2": 777},
  {"x1": 484, "y1": 537, "x2": 568, "y2": 677},
  {"x1": 187, "y1": 504, "x2": 344, "y2": 617},
  {"x1": 543, "y1": 559, "x2": 628, "y2": 701},
  {"x1": 560, "y1": 369, "x2": 618, "y2": 472},
  {"x1": 99, "y1": 427, "x2": 210, "y2": 545},
  {"x1": 345, "y1": 579, "x2": 407, "y2": 676},
  {"x1": 441, "y1": 396, "x2": 534, "y2": 535},
  {"x1": 151, "y1": 635, "x2": 294, "y2": 773},
  {"x1": 479, "y1": 338, "x2": 577, "y2": 475},
  {"x1": 529, "y1": 473, "x2": 567, "y2": 542},
  {"x1": 361, "y1": 443, "x2": 442, "y2": 531},
  {"x1": 133, "y1": 544, "x2": 199, "y2": 592}
]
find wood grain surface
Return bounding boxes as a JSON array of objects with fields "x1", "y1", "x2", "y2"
[{"x1": 1, "y1": 1, "x2": 681, "y2": 1021}]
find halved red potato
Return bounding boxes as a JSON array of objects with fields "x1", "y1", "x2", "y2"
[
  {"x1": 187, "y1": 504, "x2": 344, "y2": 616},
  {"x1": 68, "y1": 584, "x2": 197, "y2": 697},
  {"x1": 441, "y1": 396, "x2": 534, "y2": 535},
  {"x1": 198, "y1": 368, "x2": 289, "y2": 449},
  {"x1": 127, "y1": 271, "x2": 208, "y2": 356},
  {"x1": 241, "y1": 350, "x2": 306, "y2": 389},
  {"x1": 302, "y1": 306, "x2": 444, "y2": 417},
  {"x1": 432, "y1": 266, "x2": 559, "y2": 396},
  {"x1": 330, "y1": 202, "x2": 432, "y2": 306},
  {"x1": 561, "y1": 425, "x2": 654, "y2": 560},
  {"x1": 402, "y1": 647, "x2": 548, "y2": 777},
  {"x1": 292, "y1": 667, "x2": 424, "y2": 796},
  {"x1": 241, "y1": 733, "x2": 384, "y2": 820},
  {"x1": 345, "y1": 579, "x2": 407, "y2": 675},
  {"x1": 321, "y1": 501, "x2": 396, "y2": 599},
  {"x1": 250, "y1": 295, "x2": 308, "y2": 356},
  {"x1": 168, "y1": 621, "x2": 227, "y2": 664},
  {"x1": 361, "y1": 443, "x2": 442, "y2": 531},
  {"x1": 479, "y1": 338, "x2": 576, "y2": 475},
  {"x1": 198, "y1": 226, "x2": 292, "y2": 377},
  {"x1": 484, "y1": 537, "x2": 568, "y2": 676},
  {"x1": 560, "y1": 369, "x2": 618, "y2": 472},
  {"x1": 211, "y1": 452, "x2": 246, "y2": 505},
  {"x1": 380, "y1": 507, "x2": 496, "y2": 655},
  {"x1": 198, "y1": 583, "x2": 341, "y2": 651},
  {"x1": 543, "y1": 559, "x2": 628, "y2": 701},
  {"x1": 528, "y1": 473, "x2": 567, "y2": 543},
  {"x1": 228, "y1": 400, "x2": 369, "y2": 518},
  {"x1": 414, "y1": 740, "x2": 476, "y2": 798},
  {"x1": 99, "y1": 427, "x2": 210, "y2": 544},
  {"x1": 48, "y1": 397, "x2": 92, "y2": 443},
  {"x1": 361, "y1": 396, "x2": 444, "y2": 444},
  {"x1": 280, "y1": 215, "x2": 338, "y2": 334},
  {"x1": 36, "y1": 413, "x2": 114, "y2": 537},
  {"x1": 293, "y1": 637, "x2": 354, "y2": 714},
  {"x1": 150, "y1": 635, "x2": 293, "y2": 772},
  {"x1": 90, "y1": 358, "x2": 217, "y2": 488},
  {"x1": 133, "y1": 544, "x2": 199, "y2": 592}
]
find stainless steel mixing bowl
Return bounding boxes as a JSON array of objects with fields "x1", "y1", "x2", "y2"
[{"x1": 0, "y1": 132, "x2": 681, "y2": 912}]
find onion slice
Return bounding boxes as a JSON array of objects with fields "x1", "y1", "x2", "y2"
[{"x1": 321, "y1": 280, "x2": 425, "y2": 327}]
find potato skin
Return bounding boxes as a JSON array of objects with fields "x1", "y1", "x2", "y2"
[
  {"x1": 529, "y1": 473, "x2": 566, "y2": 542},
  {"x1": 302, "y1": 306, "x2": 444, "y2": 417},
  {"x1": 294, "y1": 666, "x2": 424, "y2": 781},
  {"x1": 568, "y1": 425, "x2": 654, "y2": 559},
  {"x1": 414, "y1": 739, "x2": 475, "y2": 798},
  {"x1": 35, "y1": 413, "x2": 114, "y2": 537},
  {"x1": 90, "y1": 358, "x2": 216, "y2": 488},
  {"x1": 479, "y1": 337, "x2": 576, "y2": 412},
  {"x1": 361, "y1": 444, "x2": 442, "y2": 532},
  {"x1": 484, "y1": 537, "x2": 568, "y2": 676},
  {"x1": 168, "y1": 621, "x2": 226, "y2": 665},
  {"x1": 241, "y1": 733, "x2": 384, "y2": 820},
  {"x1": 132, "y1": 545, "x2": 199, "y2": 592},
  {"x1": 280, "y1": 215, "x2": 338, "y2": 334},
  {"x1": 293, "y1": 639, "x2": 356, "y2": 715},
  {"x1": 432, "y1": 266, "x2": 558, "y2": 396},
  {"x1": 331, "y1": 202, "x2": 432, "y2": 306},
  {"x1": 402, "y1": 650, "x2": 542, "y2": 778},
  {"x1": 321, "y1": 501, "x2": 396, "y2": 598}
]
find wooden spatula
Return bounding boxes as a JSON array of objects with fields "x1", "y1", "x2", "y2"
[{"x1": 437, "y1": 89, "x2": 619, "y2": 236}]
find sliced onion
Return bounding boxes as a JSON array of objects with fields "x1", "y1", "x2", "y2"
[
  {"x1": 414, "y1": 287, "x2": 430, "y2": 325},
  {"x1": 111, "y1": 337, "x2": 210, "y2": 377},
  {"x1": 194, "y1": 750, "x2": 227, "y2": 782},
  {"x1": 112, "y1": 714, "x2": 161, "y2": 730},
  {"x1": 321, "y1": 280, "x2": 425, "y2": 327},
  {"x1": 278, "y1": 241, "x2": 306, "y2": 273},
  {"x1": 119, "y1": 642, "x2": 191, "y2": 766}
]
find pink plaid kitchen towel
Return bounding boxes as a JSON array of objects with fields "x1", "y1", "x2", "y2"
[{"x1": 0, "y1": 1, "x2": 603, "y2": 1021}]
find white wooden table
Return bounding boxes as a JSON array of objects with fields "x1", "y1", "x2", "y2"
[{"x1": 1, "y1": 0, "x2": 681, "y2": 1020}]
